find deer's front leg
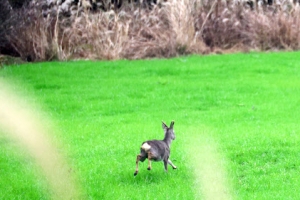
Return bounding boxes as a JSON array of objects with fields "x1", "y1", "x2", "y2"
[
  {"x1": 168, "y1": 159, "x2": 177, "y2": 169},
  {"x1": 134, "y1": 154, "x2": 141, "y2": 176}
]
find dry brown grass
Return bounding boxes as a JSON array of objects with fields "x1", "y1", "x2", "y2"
[
  {"x1": 4, "y1": 0, "x2": 300, "y2": 61},
  {"x1": 122, "y1": 6, "x2": 178, "y2": 59},
  {"x1": 62, "y1": 7, "x2": 175, "y2": 60},
  {"x1": 60, "y1": 10, "x2": 127, "y2": 60},
  {"x1": 60, "y1": 2, "x2": 204, "y2": 60},
  {"x1": 244, "y1": 5, "x2": 300, "y2": 51},
  {"x1": 194, "y1": 1, "x2": 248, "y2": 50}
]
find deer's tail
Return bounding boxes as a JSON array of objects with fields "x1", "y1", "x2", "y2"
[{"x1": 141, "y1": 142, "x2": 151, "y2": 152}]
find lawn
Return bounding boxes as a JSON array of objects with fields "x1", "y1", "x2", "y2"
[{"x1": 1, "y1": 52, "x2": 300, "y2": 199}]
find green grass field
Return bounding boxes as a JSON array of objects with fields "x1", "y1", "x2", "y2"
[{"x1": 1, "y1": 52, "x2": 300, "y2": 200}]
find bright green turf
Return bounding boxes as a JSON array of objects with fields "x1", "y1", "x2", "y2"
[{"x1": 1, "y1": 51, "x2": 300, "y2": 199}]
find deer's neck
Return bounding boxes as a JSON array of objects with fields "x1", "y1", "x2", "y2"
[{"x1": 163, "y1": 133, "x2": 172, "y2": 147}]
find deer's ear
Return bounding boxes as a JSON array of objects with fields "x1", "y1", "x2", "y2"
[
  {"x1": 170, "y1": 121, "x2": 174, "y2": 128},
  {"x1": 162, "y1": 121, "x2": 168, "y2": 132}
]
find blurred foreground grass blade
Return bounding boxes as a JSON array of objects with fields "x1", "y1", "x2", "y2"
[{"x1": 0, "y1": 79, "x2": 83, "y2": 200}]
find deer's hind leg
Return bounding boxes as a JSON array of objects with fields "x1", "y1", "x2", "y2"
[
  {"x1": 163, "y1": 158, "x2": 168, "y2": 172},
  {"x1": 134, "y1": 151, "x2": 147, "y2": 176},
  {"x1": 134, "y1": 154, "x2": 143, "y2": 176},
  {"x1": 134, "y1": 155, "x2": 141, "y2": 176},
  {"x1": 147, "y1": 152, "x2": 153, "y2": 170}
]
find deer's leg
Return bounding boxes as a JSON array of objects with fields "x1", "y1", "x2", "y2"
[
  {"x1": 134, "y1": 154, "x2": 141, "y2": 176},
  {"x1": 163, "y1": 158, "x2": 168, "y2": 172},
  {"x1": 168, "y1": 159, "x2": 177, "y2": 169},
  {"x1": 147, "y1": 152, "x2": 152, "y2": 170}
]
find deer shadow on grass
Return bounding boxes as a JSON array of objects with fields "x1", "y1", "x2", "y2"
[{"x1": 118, "y1": 166, "x2": 176, "y2": 185}]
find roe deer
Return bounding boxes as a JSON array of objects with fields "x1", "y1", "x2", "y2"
[{"x1": 134, "y1": 121, "x2": 177, "y2": 176}]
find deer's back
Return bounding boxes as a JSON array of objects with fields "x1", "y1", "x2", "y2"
[{"x1": 140, "y1": 140, "x2": 170, "y2": 161}]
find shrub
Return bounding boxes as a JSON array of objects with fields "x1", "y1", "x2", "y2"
[
  {"x1": 244, "y1": 6, "x2": 300, "y2": 50},
  {"x1": 0, "y1": 0, "x2": 16, "y2": 56},
  {"x1": 6, "y1": 4, "x2": 61, "y2": 61},
  {"x1": 4, "y1": 0, "x2": 300, "y2": 61}
]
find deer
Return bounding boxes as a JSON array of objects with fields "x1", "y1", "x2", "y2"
[{"x1": 134, "y1": 121, "x2": 177, "y2": 176}]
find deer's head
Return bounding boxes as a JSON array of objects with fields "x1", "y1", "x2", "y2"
[{"x1": 162, "y1": 121, "x2": 175, "y2": 140}]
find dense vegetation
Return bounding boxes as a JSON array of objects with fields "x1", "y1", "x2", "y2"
[{"x1": 1, "y1": 0, "x2": 300, "y2": 63}]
